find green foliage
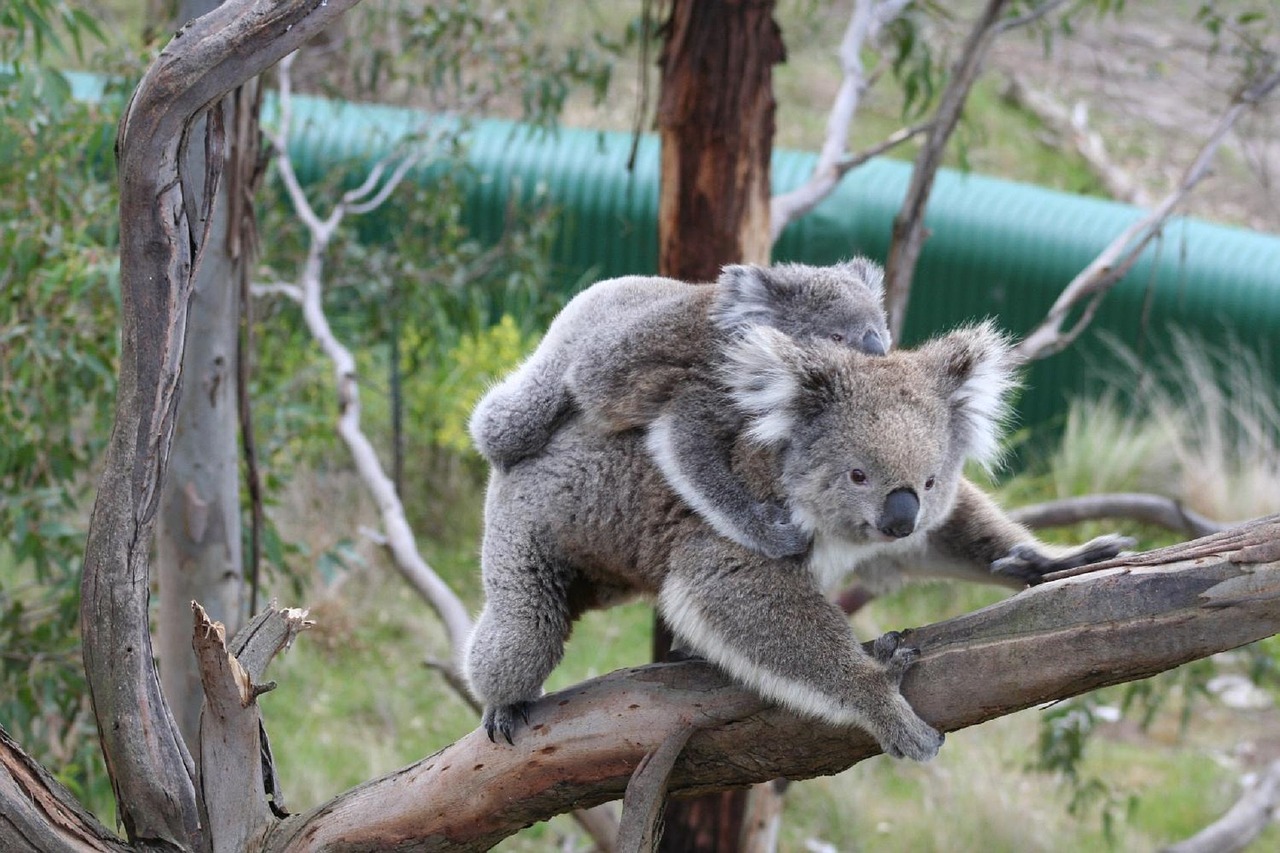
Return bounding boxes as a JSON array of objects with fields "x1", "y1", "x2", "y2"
[
  {"x1": 0, "y1": 10, "x2": 123, "y2": 821},
  {"x1": 0, "y1": 0, "x2": 104, "y2": 68},
  {"x1": 311, "y1": 0, "x2": 618, "y2": 126}
]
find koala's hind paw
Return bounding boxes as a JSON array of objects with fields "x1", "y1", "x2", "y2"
[
  {"x1": 993, "y1": 534, "x2": 1137, "y2": 585},
  {"x1": 747, "y1": 501, "x2": 813, "y2": 559},
  {"x1": 483, "y1": 701, "x2": 532, "y2": 745},
  {"x1": 872, "y1": 630, "x2": 920, "y2": 686}
]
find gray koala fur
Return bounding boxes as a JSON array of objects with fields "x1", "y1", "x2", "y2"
[
  {"x1": 464, "y1": 322, "x2": 1132, "y2": 759},
  {"x1": 468, "y1": 258, "x2": 890, "y2": 559}
]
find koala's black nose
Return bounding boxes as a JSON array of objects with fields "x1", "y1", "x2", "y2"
[
  {"x1": 861, "y1": 328, "x2": 887, "y2": 356},
  {"x1": 878, "y1": 488, "x2": 919, "y2": 539}
]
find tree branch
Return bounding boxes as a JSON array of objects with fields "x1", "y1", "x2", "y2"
[
  {"x1": 261, "y1": 516, "x2": 1280, "y2": 851},
  {"x1": 616, "y1": 726, "x2": 695, "y2": 852},
  {"x1": 769, "y1": 0, "x2": 913, "y2": 241},
  {"x1": 1010, "y1": 492, "x2": 1228, "y2": 538},
  {"x1": 83, "y1": 0, "x2": 362, "y2": 846},
  {"x1": 1014, "y1": 66, "x2": 1280, "y2": 362},
  {"x1": 1001, "y1": 75, "x2": 1150, "y2": 205},
  {"x1": 194, "y1": 602, "x2": 314, "y2": 852},
  {"x1": 265, "y1": 52, "x2": 475, "y2": 665},
  {"x1": 0, "y1": 726, "x2": 131, "y2": 852},
  {"x1": 882, "y1": 0, "x2": 1013, "y2": 339}
]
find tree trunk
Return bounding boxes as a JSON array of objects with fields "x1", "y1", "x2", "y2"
[
  {"x1": 155, "y1": 0, "x2": 257, "y2": 754},
  {"x1": 654, "y1": 1, "x2": 785, "y2": 848}
]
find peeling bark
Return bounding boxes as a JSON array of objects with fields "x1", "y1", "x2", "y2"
[
  {"x1": 656, "y1": 0, "x2": 784, "y2": 277},
  {"x1": 0, "y1": 727, "x2": 130, "y2": 852}
]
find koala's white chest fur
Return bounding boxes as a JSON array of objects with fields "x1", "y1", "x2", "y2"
[{"x1": 806, "y1": 532, "x2": 926, "y2": 594}]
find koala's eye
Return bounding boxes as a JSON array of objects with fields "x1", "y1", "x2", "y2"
[
  {"x1": 849, "y1": 469, "x2": 867, "y2": 484},
  {"x1": 829, "y1": 332, "x2": 845, "y2": 343},
  {"x1": 924, "y1": 476, "x2": 936, "y2": 490}
]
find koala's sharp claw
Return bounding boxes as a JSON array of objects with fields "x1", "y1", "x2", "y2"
[
  {"x1": 993, "y1": 533, "x2": 1136, "y2": 585},
  {"x1": 871, "y1": 630, "x2": 904, "y2": 663},
  {"x1": 482, "y1": 701, "x2": 533, "y2": 746}
]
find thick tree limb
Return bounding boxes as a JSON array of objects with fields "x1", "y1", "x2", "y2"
[
  {"x1": 259, "y1": 516, "x2": 1280, "y2": 851},
  {"x1": 84, "y1": 0, "x2": 361, "y2": 847},
  {"x1": 1010, "y1": 492, "x2": 1228, "y2": 538},
  {"x1": 1163, "y1": 759, "x2": 1280, "y2": 853},
  {"x1": 1014, "y1": 66, "x2": 1280, "y2": 362}
]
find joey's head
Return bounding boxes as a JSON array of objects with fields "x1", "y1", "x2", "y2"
[
  {"x1": 712, "y1": 259, "x2": 891, "y2": 356},
  {"x1": 723, "y1": 321, "x2": 1018, "y2": 544}
]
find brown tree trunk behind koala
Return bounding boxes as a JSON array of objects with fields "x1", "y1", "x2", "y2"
[{"x1": 654, "y1": 1, "x2": 786, "y2": 849}]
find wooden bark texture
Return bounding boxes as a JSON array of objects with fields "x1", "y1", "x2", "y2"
[
  {"x1": 656, "y1": 0, "x2": 785, "y2": 280},
  {"x1": 79, "y1": 0, "x2": 362, "y2": 847}
]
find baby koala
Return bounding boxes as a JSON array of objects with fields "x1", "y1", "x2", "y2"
[{"x1": 468, "y1": 259, "x2": 891, "y2": 558}]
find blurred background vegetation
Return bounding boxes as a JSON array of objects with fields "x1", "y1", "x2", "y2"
[{"x1": 3, "y1": 0, "x2": 1279, "y2": 849}]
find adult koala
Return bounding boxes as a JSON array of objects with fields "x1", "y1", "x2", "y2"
[{"x1": 464, "y1": 322, "x2": 1130, "y2": 760}]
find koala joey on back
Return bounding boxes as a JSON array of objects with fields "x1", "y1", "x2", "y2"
[
  {"x1": 464, "y1": 322, "x2": 1133, "y2": 758},
  {"x1": 468, "y1": 259, "x2": 891, "y2": 559}
]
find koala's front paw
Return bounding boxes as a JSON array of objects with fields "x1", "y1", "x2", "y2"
[
  {"x1": 748, "y1": 500, "x2": 812, "y2": 559},
  {"x1": 869, "y1": 632, "x2": 943, "y2": 761},
  {"x1": 993, "y1": 534, "x2": 1137, "y2": 585},
  {"x1": 871, "y1": 630, "x2": 920, "y2": 687},
  {"x1": 482, "y1": 701, "x2": 532, "y2": 745}
]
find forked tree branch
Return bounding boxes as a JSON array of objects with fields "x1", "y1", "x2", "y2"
[
  {"x1": 257, "y1": 516, "x2": 1280, "y2": 851},
  {"x1": 1014, "y1": 66, "x2": 1280, "y2": 362}
]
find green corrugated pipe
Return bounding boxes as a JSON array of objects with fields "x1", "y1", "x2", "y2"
[{"x1": 70, "y1": 72, "x2": 1280, "y2": 438}]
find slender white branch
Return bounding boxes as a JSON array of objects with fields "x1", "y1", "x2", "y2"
[
  {"x1": 267, "y1": 52, "x2": 475, "y2": 667},
  {"x1": 1014, "y1": 67, "x2": 1280, "y2": 362},
  {"x1": 346, "y1": 144, "x2": 433, "y2": 215},
  {"x1": 769, "y1": 0, "x2": 912, "y2": 241}
]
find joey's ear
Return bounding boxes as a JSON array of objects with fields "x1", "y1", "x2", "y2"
[
  {"x1": 922, "y1": 321, "x2": 1019, "y2": 469},
  {"x1": 837, "y1": 256, "x2": 885, "y2": 299},
  {"x1": 712, "y1": 264, "x2": 785, "y2": 332},
  {"x1": 720, "y1": 326, "x2": 834, "y2": 446}
]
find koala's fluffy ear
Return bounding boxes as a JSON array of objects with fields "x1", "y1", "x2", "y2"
[
  {"x1": 720, "y1": 326, "x2": 834, "y2": 446},
  {"x1": 837, "y1": 256, "x2": 885, "y2": 299},
  {"x1": 711, "y1": 265, "x2": 783, "y2": 332},
  {"x1": 921, "y1": 321, "x2": 1019, "y2": 469}
]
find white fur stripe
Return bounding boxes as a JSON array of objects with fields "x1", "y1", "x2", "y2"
[{"x1": 647, "y1": 415, "x2": 758, "y2": 549}]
